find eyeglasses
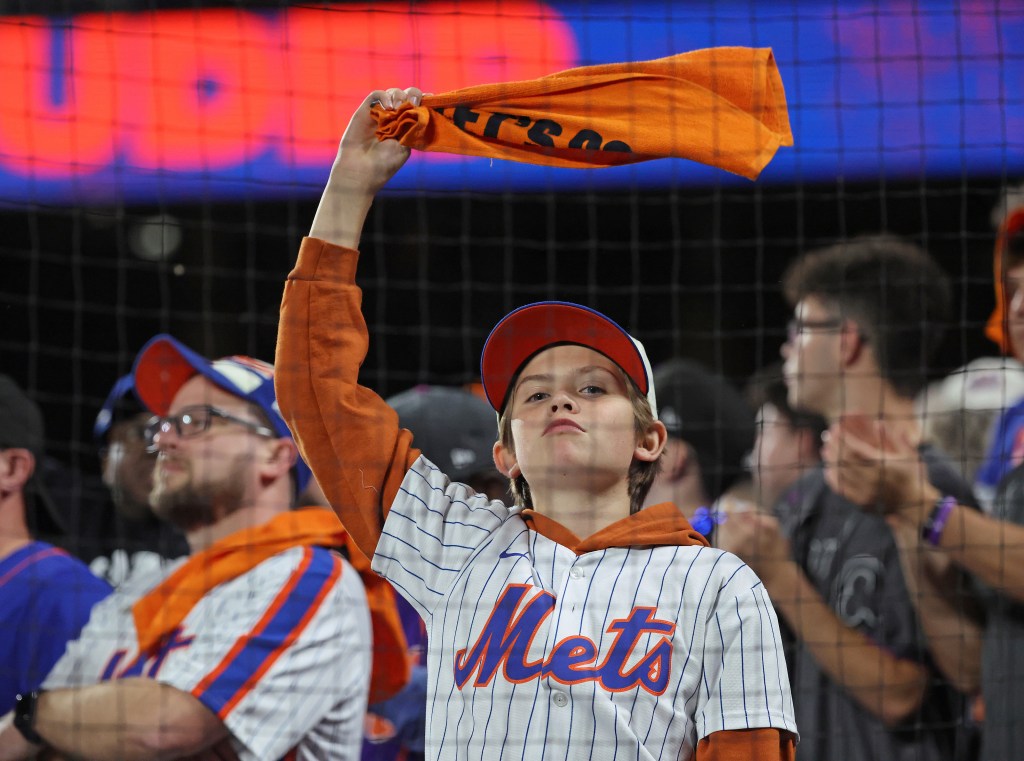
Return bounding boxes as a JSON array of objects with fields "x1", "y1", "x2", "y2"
[
  {"x1": 145, "y1": 404, "x2": 276, "y2": 450},
  {"x1": 786, "y1": 317, "x2": 844, "y2": 343}
]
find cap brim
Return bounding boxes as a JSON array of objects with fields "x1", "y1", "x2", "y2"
[
  {"x1": 93, "y1": 374, "x2": 139, "y2": 443},
  {"x1": 133, "y1": 335, "x2": 218, "y2": 417},
  {"x1": 480, "y1": 302, "x2": 652, "y2": 414}
]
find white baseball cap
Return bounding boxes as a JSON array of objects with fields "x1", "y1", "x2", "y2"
[{"x1": 928, "y1": 357, "x2": 1024, "y2": 411}]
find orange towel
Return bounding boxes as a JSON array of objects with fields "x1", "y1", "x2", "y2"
[
  {"x1": 133, "y1": 509, "x2": 410, "y2": 703},
  {"x1": 373, "y1": 48, "x2": 793, "y2": 180},
  {"x1": 986, "y1": 206, "x2": 1024, "y2": 356}
]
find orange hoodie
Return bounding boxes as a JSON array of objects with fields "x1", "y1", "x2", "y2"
[
  {"x1": 373, "y1": 48, "x2": 793, "y2": 180},
  {"x1": 985, "y1": 206, "x2": 1024, "y2": 357}
]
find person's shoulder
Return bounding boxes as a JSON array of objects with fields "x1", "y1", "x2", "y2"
[
  {"x1": 231, "y1": 544, "x2": 355, "y2": 598},
  {"x1": 23, "y1": 542, "x2": 110, "y2": 590},
  {"x1": 666, "y1": 545, "x2": 763, "y2": 595},
  {"x1": 779, "y1": 466, "x2": 828, "y2": 509}
]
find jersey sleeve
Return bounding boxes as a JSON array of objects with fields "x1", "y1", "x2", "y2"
[
  {"x1": 276, "y1": 237, "x2": 420, "y2": 559},
  {"x1": 696, "y1": 560, "x2": 798, "y2": 742},
  {"x1": 371, "y1": 455, "x2": 520, "y2": 619},
  {"x1": 158, "y1": 547, "x2": 371, "y2": 760},
  {"x1": 42, "y1": 590, "x2": 130, "y2": 691}
]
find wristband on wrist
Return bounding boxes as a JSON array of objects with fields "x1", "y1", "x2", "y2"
[
  {"x1": 13, "y1": 690, "x2": 44, "y2": 745},
  {"x1": 921, "y1": 495, "x2": 957, "y2": 547}
]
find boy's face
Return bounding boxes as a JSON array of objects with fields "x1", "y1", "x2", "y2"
[{"x1": 497, "y1": 344, "x2": 644, "y2": 498}]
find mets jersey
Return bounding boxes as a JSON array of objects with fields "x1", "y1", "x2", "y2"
[
  {"x1": 43, "y1": 544, "x2": 371, "y2": 761},
  {"x1": 276, "y1": 237, "x2": 798, "y2": 761}
]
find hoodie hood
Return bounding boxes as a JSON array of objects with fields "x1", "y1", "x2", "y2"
[{"x1": 985, "y1": 206, "x2": 1024, "y2": 358}]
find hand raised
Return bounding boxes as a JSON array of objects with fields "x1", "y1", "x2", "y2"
[
  {"x1": 822, "y1": 415, "x2": 934, "y2": 521},
  {"x1": 714, "y1": 497, "x2": 791, "y2": 580},
  {"x1": 335, "y1": 87, "x2": 427, "y2": 196}
]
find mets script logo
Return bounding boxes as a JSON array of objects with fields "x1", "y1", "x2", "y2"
[
  {"x1": 454, "y1": 584, "x2": 674, "y2": 695},
  {"x1": 101, "y1": 627, "x2": 194, "y2": 680}
]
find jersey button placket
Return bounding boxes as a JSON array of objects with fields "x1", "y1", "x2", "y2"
[{"x1": 551, "y1": 691, "x2": 569, "y2": 707}]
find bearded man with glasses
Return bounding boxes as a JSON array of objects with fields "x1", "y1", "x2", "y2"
[
  {"x1": 0, "y1": 335, "x2": 407, "y2": 761},
  {"x1": 716, "y1": 236, "x2": 981, "y2": 761}
]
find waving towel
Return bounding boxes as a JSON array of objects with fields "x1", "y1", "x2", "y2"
[{"x1": 373, "y1": 47, "x2": 793, "y2": 179}]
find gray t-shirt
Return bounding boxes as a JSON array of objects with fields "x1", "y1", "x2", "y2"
[
  {"x1": 774, "y1": 446, "x2": 974, "y2": 761},
  {"x1": 980, "y1": 462, "x2": 1024, "y2": 761}
]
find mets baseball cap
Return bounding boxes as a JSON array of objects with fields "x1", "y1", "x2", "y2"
[
  {"x1": 388, "y1": 385, "x2": 499, "y2": 481},
  {"x1": 131, "y1": 334, "x2": 312, "y2": 493},
  {"x1": 0, "y1": 374, "x2": 61, "y2": 528},
  {"x1": 480, "y1": 301, "x2": 657, "y2": 416},
  {"x1": 654, "y1": 359, "x2": 754, "y2": 501}
]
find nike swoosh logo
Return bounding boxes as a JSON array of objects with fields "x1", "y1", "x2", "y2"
[{"x1": 498, "y1": 550, "x2": 530, "y2": 561}]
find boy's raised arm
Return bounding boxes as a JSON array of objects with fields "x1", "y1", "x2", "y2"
[{"x1": 276, "y1": 88, "x2": 425, "y2": 559}]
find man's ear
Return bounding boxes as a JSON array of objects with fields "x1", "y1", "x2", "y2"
[
  {"x1": 262, "y1": 438, "x2": 298, "y2": 482},
  {"x1": 635, "y1": 419, "x2": 669, "y2": 464},
  {"x1": 492, "y1": 440, "x2": 521, "y2": 480},
  {"x1": 839, "y1": 319, "x2": 867, "y2": 367},
  {"x1": 0, "y1": 448, "x2": 36, "y2": 492}
]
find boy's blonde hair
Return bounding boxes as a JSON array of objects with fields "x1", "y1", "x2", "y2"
[{"x1": 497, "y1": 367, "x2": 661, "y2": 515}]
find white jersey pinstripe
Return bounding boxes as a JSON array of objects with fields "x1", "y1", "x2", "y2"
[
  {"x1": 44, "y1": 545, "x2": 371, "y2": 761},
  {"x1": 372, "y1": 455, "x2": 798, "y2": 761}
]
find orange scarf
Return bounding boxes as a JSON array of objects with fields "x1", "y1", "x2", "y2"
[
  {"x1": 133, "y1": 509, "x2": 409, "y2": 703},
  {"x1": 374, "y1": 48, "x2": 793, "y2": 180}
]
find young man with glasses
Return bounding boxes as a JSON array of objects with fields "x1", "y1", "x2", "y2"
[
  {"x1": 0, "y1": 336, "x2": 378, "y2": 761},
  {"x1": 716, "y1": 237, "x2": 979, "y2": 761},
  {"x1": 825, "y1": 203, "x2": 1024, "y2": 761}
]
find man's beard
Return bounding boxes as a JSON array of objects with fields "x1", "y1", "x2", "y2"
[{"x1": 151, "y1": 452, "x2": 249, "y2": 533}]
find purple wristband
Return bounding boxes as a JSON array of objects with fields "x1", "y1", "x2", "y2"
[{"x1": 923, "y1": 496, "x2": 957, "y2": 547}]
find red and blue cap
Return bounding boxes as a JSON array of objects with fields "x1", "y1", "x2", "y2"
[
  {"x1": 480, "y1": 301, "x2": 657, "y2": 417},
  {"x1": 132, "y1": 334, "x2": 312, "y2": 493}
]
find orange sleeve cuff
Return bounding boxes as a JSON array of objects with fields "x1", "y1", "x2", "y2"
[{"x1": 696, "y1": 728, "x2": 797, "y2": 761}]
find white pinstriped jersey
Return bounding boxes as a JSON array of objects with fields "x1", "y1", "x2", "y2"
[
  {"x1": 372, "y1": 455, "x2": 798, "y2": 761},
  {"x1": 44, "y1": 545, "x2": 371, "y2": 761}
]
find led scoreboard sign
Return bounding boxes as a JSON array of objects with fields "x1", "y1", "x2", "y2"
[{"x1": 0, "y1": 0, "x2": 1020, "y2": 203}]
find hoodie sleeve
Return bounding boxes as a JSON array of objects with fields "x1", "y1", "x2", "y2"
[{"x1": 276, "y1": 237, "x2": 419, "y2": 559}]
